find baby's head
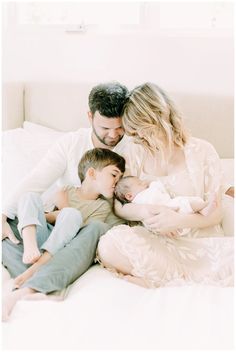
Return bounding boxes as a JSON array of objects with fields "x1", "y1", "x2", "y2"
[
  {"x1": 78, "y1": 148, "x2": 126, "y2": 198},
  {"x1": 115, "y1": 176, "x2": 149, "y2": 204}
]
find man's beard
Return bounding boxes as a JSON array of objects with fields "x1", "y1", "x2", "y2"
[{"x1": 92, "y1": 125, "x2": 124, "y2": 147}]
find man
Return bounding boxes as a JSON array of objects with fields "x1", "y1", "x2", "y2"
[{"x1": 2, "y1": 82, "x2": 129, "y2": 295}]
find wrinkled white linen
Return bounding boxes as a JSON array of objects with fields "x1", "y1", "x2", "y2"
[{"x1": 2, "y1": 265, "x2": 234, "y2": 350}]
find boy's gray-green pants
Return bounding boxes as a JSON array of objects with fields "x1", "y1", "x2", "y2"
[{"x1": 2, "y1": 193, "x2": 110, "y2": 294}]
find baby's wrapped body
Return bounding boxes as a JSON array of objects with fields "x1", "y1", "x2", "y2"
[
  {"x1": 98, "y1": 225, "x2": 234, "y2": 288},
  {"x1": 115, "y1": 178, "x2": 218, "y2": 237},
  {"x1": 133, "y1": 180, "x2": 209, "y2": 214}
]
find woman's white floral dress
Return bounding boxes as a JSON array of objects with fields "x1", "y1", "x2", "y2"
[{"x1": 98, "y1": 138, "x2": 234, "y2": 287}]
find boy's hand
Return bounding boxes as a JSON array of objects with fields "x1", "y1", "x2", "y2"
[
  {"x1": 45, "y1": 211, "x2": 60, "y2": 224},
  {"x1": 2, "y1": 220, "x2": 20, "y2": 244}
]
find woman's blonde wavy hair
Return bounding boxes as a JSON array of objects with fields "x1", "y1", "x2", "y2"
[{"x1": 122, "y1": 82, "x2": 190, "y2": 161}]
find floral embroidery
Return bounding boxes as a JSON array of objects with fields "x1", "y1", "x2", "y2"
[{"x1": 98, "y1": 225, "x2": 233, "y2": 288}]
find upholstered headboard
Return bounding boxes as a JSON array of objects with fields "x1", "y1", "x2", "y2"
[{"x1": 2, "y1": 81, "x2": 234, "y2": 158}]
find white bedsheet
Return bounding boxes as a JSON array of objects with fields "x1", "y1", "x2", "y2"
[{"x1": 2, "y1": 265, "x2": 234, "y2": 350}]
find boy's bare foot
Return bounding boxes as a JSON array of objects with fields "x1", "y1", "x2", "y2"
[
  {"x1": 22, "y1": 225, "x2": 41, "y2": 264},
  {"x1": 200, "y1": 193, "x2": 218, "y2": 216},
  {"x1": 14, "y1": 267, "x2": 36, "y2": 288},
  {"x1": 15, "y1": 251, "x2": 52, "y2": 288},
  {"x1": 23, "y1": 248, "x2": 41, "y2": 265},
  {"x1": 2, "y1": 287, "x2": 35, "y2": 322}
]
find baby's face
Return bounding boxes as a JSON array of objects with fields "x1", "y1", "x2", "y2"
[{"x1": 128, "y1": 177, "x2": 149, "y2": 200}]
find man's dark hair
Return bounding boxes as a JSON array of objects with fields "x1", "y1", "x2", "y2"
[
  {"x1": 88, "y1": 82, "x2": 129, "y2": 117},
  {"x1": 78, "y1": 148, "x2": 126, "y2": 183}
]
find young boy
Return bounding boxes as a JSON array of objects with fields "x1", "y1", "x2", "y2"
[{"x1": 3, "y1": 148, "x2": 125, "y2": 321}]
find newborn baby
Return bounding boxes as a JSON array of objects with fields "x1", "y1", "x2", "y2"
[{"x1": 115, "y1": 176, "x2": 216, "y2": 219}]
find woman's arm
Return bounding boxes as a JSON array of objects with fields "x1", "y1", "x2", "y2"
[
  {"x1": 115, "y1": 194, "x2": 223, "y2": 234},
  {"x1": 143, "y1": 205, "x2": 223, "y2": 234},
  {"x1": 114, "y1": 199, "x2": 175, "y2": 222},
  {"x1": 143, "y1": 145, "x2": 224, "y2": 234},
  {"x1": 114, "y1": 199, "x2": 144, "y2": 221},
  {"x1": 146, "y1": 139, "x2": 222, "y2": 234}
]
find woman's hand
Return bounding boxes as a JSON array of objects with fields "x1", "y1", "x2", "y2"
[
  {"x1": 114, "y1": 199, "x2": 176, "y2": 222},
  {"x1": 2, "y1": 215, "x2": 20, "y2": 244},
  {"x1": 143, "y1": 208, "x2": 184, "y2": 234},
  {"x1": 143, "y1": 204, "x2": 223, "y2": 233}
]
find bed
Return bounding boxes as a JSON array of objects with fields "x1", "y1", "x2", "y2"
[{"x1": 2, "y1": 82, "x2": 234, "y2": 350}]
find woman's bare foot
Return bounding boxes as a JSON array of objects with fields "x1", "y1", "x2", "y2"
[
  {"x1": 22, "y1": 225, "x2": 41, "y2": 264},
  {"x1": 2, "y1": 287, "x2": 35, "y2": 322},
  {"x1": 123, "y1": 274, "x2": 151, "y2": 288},
  {"x1": 199, "y1": 193, "x2": 218, "y2": 216}
]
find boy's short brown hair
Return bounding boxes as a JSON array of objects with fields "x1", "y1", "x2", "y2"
[{"x1": 78, "y1": 148, "x2": 126, "y2": 183}]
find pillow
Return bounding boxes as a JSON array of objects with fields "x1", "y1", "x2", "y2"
[
  {"x1": 221, "y1": 195, "x2": 234, "y2": 236},
  {"x1": 23, "y1": 121, "x2": 65, "y2": 138},
  {"x1": 221, "y1": 159, "x2": 234, "y2": 186},
  {"x1": 2, "y1": 128, "x2": 64, "y2": 203},
  {"x1": 219, "y1": 159, "x2": 234, "y2": 236}
]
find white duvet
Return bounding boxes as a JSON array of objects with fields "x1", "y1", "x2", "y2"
[{"x1": 2, "y1": 265, "x2": 234, "y2": 350}]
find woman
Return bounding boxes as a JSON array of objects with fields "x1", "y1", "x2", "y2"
[{"x1": 97, "y1": 82, "x2": 233, "y2": 288}]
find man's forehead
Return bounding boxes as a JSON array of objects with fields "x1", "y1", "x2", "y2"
[{"x1": 93, "y1": 111, "x2": 121, "y2": 122}]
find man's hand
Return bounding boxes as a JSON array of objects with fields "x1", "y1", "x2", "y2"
[
  {"x1": 2, "y1": 217, "x2": 20, "y2": 244},
  {"x1": 225, "y1": 187, "x2": 234, "y2": 198}
]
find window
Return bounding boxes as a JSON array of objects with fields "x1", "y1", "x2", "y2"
[
  {"x1": 159, "y1": 2, "x2": 233, "y2": 30},
  {"x1": 3, "y1": 2, "x2": 233, "y2": 36},
  {"x1": 8, "y1": 2, "x2": 142, "y2": 29}
]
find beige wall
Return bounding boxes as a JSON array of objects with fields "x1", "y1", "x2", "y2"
[
  {"x1": 2, "y1": 33, "x2": 233, "y2": 96},
  {"x1": 2, "y1": 3, "x2": 234, "y2": 97}
]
